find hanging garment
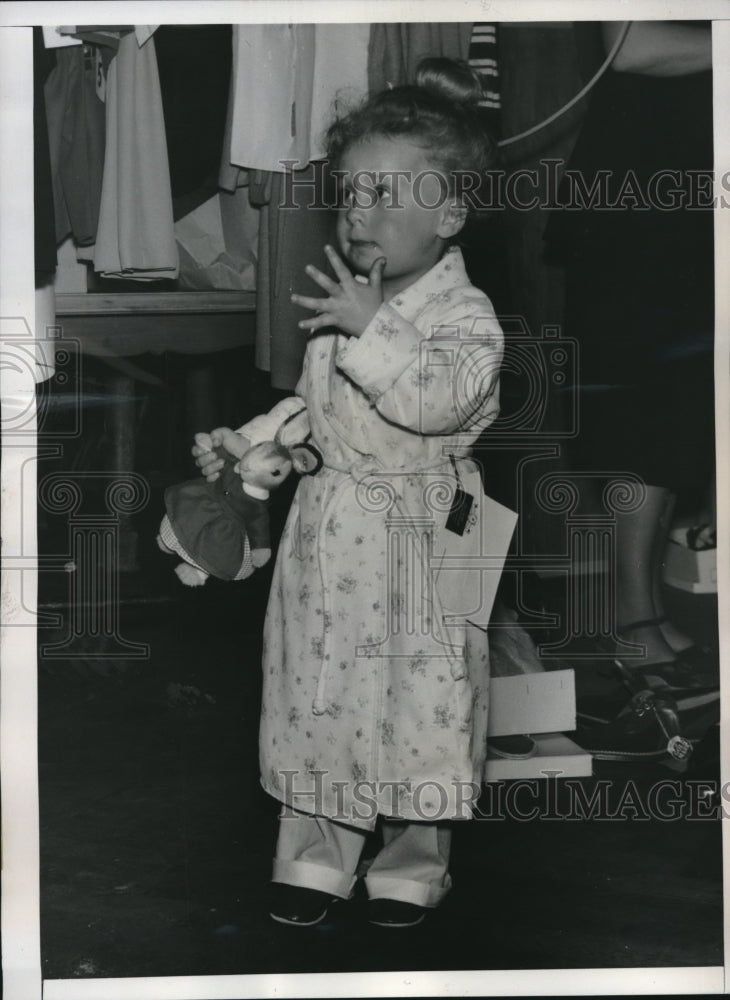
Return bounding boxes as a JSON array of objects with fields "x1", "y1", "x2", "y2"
[
  {"x1": 218, "y1": 49, "x2": 247, "y2": 192},
  {"x1": 459, "y1": 21, "x2": 507, "y2": 310},
  {"x1": 225, "y1": 23, "x2": 369, "y2": 174},
  {"x1": 89, "y1": 31, "x2": 178, "y2": 279},
  {"x1": 253, "y1": 164, "x2": 335, "y2": 389},
  {"x1": 43, "y1": 43, "x2": 106, "y2": 247},
  {"x1": 34, "y1": 27, "x2": 57, "y2": 280},
  {"x1": 308, "y1": 23, "x2": 371, "y2": 159},
  {"x1": 468, "y1": 22, "x2": 501, "y2": 134},
  {"x1": 367, "y1": 22, "x2": 472, "y2": 92},
  {"x1": 228, "y1": 24, "x2": 312, "y2": 174}
]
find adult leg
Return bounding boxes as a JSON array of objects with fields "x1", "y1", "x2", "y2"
[
  {"x1": 652, "y1": 490, "x2": 693, "y2": 654},
  {"x1": 614, "y1": 483, "x2": 678, "y2": 665}
]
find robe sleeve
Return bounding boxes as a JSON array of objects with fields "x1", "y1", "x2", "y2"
[
  {"x1": 235, "y1": 394, "x2": 308, "y2": 444},
  {"x1": 335, "y1": 288, "x2": 503, "y2": 435},
  {"x1": 235, "y1": 348, "x2": 311, "y2": 444}
]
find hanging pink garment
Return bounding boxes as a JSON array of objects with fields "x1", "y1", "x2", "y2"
[{"x1": 91, "y1": 31, "x2": 178, "y2": 279}]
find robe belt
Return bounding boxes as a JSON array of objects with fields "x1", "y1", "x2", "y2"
[{"x1": 310, "y1": 453, "x2": 469, "y2": 716}]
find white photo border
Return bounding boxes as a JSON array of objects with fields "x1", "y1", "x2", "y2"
[{"x1": 1, "y1": 3, "x2": 728, "y2": 999}]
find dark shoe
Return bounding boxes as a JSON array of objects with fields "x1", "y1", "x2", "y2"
[
  {"x1": 685, "y1": 524, "x2": 716, "y2": 551},
  {"x1": 614, "y1": 655, "x2": 719, "y2": 695},
  {"x1": 609, "y1": 619, "x2": 719, "y2": 694},
  {"x1": 673, "y1": 642, "x2": 718, "y2": 672},
  {"x1": 269, "y1": 883, "x2": 335, "y2": 926},
  {"x1": 640, "y1": 658, "x2": 719, "y2": 694},
  {"x1": 368, "y1": 898, "x2": 427, "y2": 928}
]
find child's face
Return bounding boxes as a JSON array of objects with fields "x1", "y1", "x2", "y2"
[{"x1": 336, "y1": 136, "x2": 465, "y2": 299}]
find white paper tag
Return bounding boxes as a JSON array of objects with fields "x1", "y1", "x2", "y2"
[{"x1": 432, "y1": 466, "x2": 517, "y2": 627}]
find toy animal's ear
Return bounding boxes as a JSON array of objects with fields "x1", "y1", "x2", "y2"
[
  {"x1": 275, "y1": 406, "x2": 311, "y2": 450},
  {"x1": 290, "y1": 442, "x2": 324, "y2": 476}
]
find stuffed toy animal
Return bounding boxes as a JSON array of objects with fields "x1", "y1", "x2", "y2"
[
  {"x1": 158, "y1": 401, "x2": 322, "y2": 586},
  {"x1": 157, "y1": 438, "x2": 295, "y2": 586}
]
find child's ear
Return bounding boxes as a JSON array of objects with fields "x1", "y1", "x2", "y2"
[{"x1": 437, "y1": 199, "x2": 468, "y2": 239}]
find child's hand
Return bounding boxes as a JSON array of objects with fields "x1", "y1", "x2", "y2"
[
  {"x1": 291, "y1": 245, "x2": 386, "y2": 338},
  {"x1": 193, "y1": 428, "x2": 250, "y2": 482}
]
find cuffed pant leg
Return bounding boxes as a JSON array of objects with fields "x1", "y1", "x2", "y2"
[
  {"x1": 364, "y1": 820, "x2": 452, "y2": 908},
  {"x1": 272, "y1": 808, "x2": 365, "y2": 900}
]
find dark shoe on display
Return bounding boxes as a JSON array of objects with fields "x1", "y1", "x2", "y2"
[
  {"x1": 672, "y1": 641, "x2": 718, "y2": 672},
  {"x1": 269, "y1": 883, "x2": 336, "y2": 926},
  {"x1": 611, "y1": 617, "x2": 719, "y2": 694},
  {"x1": 368, "y1": 898, "x2": 427, "y2": 928},
  {"x1": 638, "y1": 659, "x2": 719, "y2": 694},
  {"x1": 685, "y1": 523, "x2": 716, "y2": 551}
]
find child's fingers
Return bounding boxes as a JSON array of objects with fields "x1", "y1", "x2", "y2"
[
  {"x1": 200, "y1": 458, "x2": 224, "y2": 479},
  {"x1": 209, "y1": 426, "x2": 235, "y2": 448},
  {"x1": 369, "y1": 256, "x2": 387, "y2": 287},
  {"x1": 193, "y1": 431, "x2": 214, "y2": 453},
  {"x1": 196, "y1": 451, "x2": 223, "y2": 471},
  {"x1": 291, "y1": 292, "x2": 332, "y2": 312},
  {"x1": 304, "y1": 263, "x2": 339, "y2": 294},
  {"x1": 324, "y1": 244, "x2": 354, "y2": 283},
  {"x1": 298, "y1": 312, "x2": 336, "y2": 332}
]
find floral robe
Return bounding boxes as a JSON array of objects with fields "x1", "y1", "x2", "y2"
[{"x1": 240, "y1": 247, "x2": 505, "y2": 830}]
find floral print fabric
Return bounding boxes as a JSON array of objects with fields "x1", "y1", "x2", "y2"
[{"x1": 243, "y1": 247, "x2": 505, "y2": 830}]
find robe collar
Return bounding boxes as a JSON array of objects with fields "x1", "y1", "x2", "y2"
[{"x1": 385, "y1": 245, "x2": 468, "y2": 321}]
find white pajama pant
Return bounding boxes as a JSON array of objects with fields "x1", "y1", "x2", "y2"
[{"x1": 272, "y1": 810, "x2": 452, "y2": 908}]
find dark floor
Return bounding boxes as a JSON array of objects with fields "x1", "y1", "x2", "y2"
[{"x1": 37, "y1": 522, "x2": 723, "y2": 981}]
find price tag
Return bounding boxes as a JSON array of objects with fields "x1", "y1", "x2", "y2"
[{"x1": 445, "y1": 487, "x2": 474, "y2": 537}]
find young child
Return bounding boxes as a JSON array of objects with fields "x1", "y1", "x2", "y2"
[{"x1": 195, "y1": 58, "x2": 503, "y2": 928}]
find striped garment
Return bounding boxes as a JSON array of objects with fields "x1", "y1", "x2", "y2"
[{"x1": 468, "y1": 22, "x2": 500, "y2": 110}]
